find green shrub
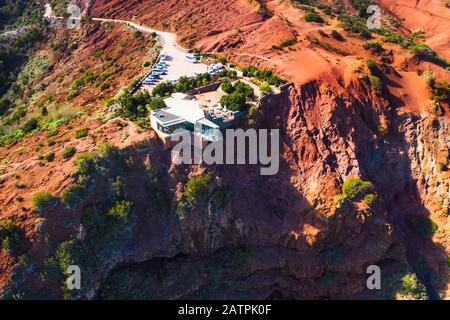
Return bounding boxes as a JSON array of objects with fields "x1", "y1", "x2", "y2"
[
  {"x1": 331, "y1": 30, "x2": 344, "y2": 41},
  {"x1": 113, "y1": 90, "x2": 152, "y2": 118},
  {"x1": 241, "y1": 66, "x2": 286, "y2": 86},
  {"x1": 74, "y1": 152, "x2": 98, "y2": 178},
  {"x1": 437, "y1": 162, "x2": 448, "y2": 172},
  {"x1": 96, "y1": 141, "x2": 113, "y2": 156},
  {"x1": 431, "y1": 80, "x2": 450, "y2": 103},
  {"x1": 107, "y1": 200, "x2": 133, "y2": 220},
  {"x1": 363, "y1": 42, "x2": 384, "y2": 53},
  {"x1": 0, "y1": 129, "x2": 26, "y2": 147},
  {"x1": 45, "y1": 128, "x2": 59, "y2": 138},
  {"x1": 75, "y1": 128, "x2": 89, "y2": 139},
  {"x1": 147, "y1": 97, "x2": 166, "y2": 110},
  {"x1": 397, "y1": 273, "x2": 427, "y2": 300},
  {"x1": 112, "y1": 176, "x2": 126, "y2": 199},
  {"x1": 342, "y1": 178, "x2": 374, "y2": 200},
  {"x1": 47, "y1": 140, "x2": 56, "y2": 147},
  {"x1": 32, "y1": 191, "x2": 57, "y2": 211},
  {"x1": 67, "y1": 89, "x2": 79, "y2": 100},
  {"x1": 220, "y1": 81, "x2": 254, "y2": 111},
  {"x1": 369, "y1": 75, "x2": 382, "y2": 92},
  {"x1": 62, "y1": 183, "x2": 87, "y2": 208},
  {"x1": 310, "y1": 37, "x2": 348, "y2": 55},
  {"x1": 44, "y1": 152, "x2": 55, "y2": 162},
  {"x1": 366, "y1": 59, "x2": 377, "y2": 73},
  {"x1": 210, "y1": 186, "x2": 228, "y2": 210},
  {"x1": 259, "y1": 82, "x2": 271, "y2": 95},
  {"x1": 338, "y1": 13, "x2": 371, "y2": 39},
  {"x1": 184, "y1": 173, "x2": 213, "y2": 206},
  {"x1": 94, "y1": 50, "x2": 104, "y2": 59},
  {"x1": 10, "y1": 105, "x2": 27, "y2": 122},
  {"x1": 221, "y1": 79, "x2": 234, "y2": 94},
  {"x1": 362, "y1": 193, "x2": 376, "y2": 206},
  {"x1": 411, "y1": 43, "x2": 449, "y2": 68},
  {"x1": 143, "y1": 61, "x2": 151, "y2": 67},
  {"x1": 304, "y1": 12, "x2": 324, "y2": 23},
  {"x1": 226, "y1": 69, "x2": 237, "y2": 78},
  {"x1": 0, "y1": 219, "x2": 21, "y2": 252},
  {"x1": 220, "y1": 93, "x2": 247, "y2": 111},
  {"x1": 408, "y1": 215, "x2": 438, "y2": 237},
  {"x1": 100, "y1": 83, "x2": 110, "y2": 91},
  {"x1": 21, "y1": 118, "x2": 38, "y2": 133},
  {"x1": 382, "y1": 33, "x2": 405, "y2": 45},
  {"x1": 334, "y1": 193, "x2": 348, "y2": 208},
  {"x1": 280, "y1": 38, "x2": 297, "y2": 47},
  {"x1": 62, "y1": 147, "x2": 76, "y2": 159}
]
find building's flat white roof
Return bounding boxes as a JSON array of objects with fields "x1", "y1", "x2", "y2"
[
  {"x1": 163, "y1": 93, "x2": 206, "y2": 124},
  {"x1": 152, "y1": 109, "x2": 184, "y2": 126},
  {"x1": 151, "y1": 93, "x2": 221, "y2": 130}
]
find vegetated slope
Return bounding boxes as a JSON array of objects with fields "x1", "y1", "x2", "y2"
[
  {"x1": 378, "y1": 0, "x2": 450, "y2": 60},
  {"x1": 0, "y1": 2, "x2": 161, "y2": 292},
  {"x1": 0, "y1": 0, "x2": 448, "y2": 299}
]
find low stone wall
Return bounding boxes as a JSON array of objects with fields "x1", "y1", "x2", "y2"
[
  {"x1": 257, "y1": 82, "x2": 294, "y2": 107},
  {"x1": 188, "y1": 81, "x2": 223, "y2": 95}
]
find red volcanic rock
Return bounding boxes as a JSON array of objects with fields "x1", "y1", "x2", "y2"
[{"x1": 0, "y1": 0, "x2": 448, "y2": 300}]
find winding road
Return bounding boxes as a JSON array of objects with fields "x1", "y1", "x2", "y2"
[{"x1": 44, "y1": 8, "x2": 208, "y2": 85}]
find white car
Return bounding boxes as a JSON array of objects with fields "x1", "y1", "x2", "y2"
[{"x1": 185, "y1": 53, "x2": 198, "y2": 63}]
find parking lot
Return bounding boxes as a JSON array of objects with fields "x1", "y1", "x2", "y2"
[{"x1": 140, "y1": 33, "x2": 208, "y2": 91}]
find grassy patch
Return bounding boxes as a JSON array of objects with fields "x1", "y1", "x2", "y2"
[
  {"x1": 62, "y1": 146, "x2": 76, "y2": 159},
  {"x1": 74, "y1": 127, "x2": 89, "y2": 139},
  {"x1": 184, "y1": 173, "x2": 213, "y2": 206}
]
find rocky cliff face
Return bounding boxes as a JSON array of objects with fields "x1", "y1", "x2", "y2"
[
  {"x1": 4, "y1": 75, "x2": 447, "y2": 300},
  {"x1": 0, "y1": 0, "x2": 448, "y2": 299}
]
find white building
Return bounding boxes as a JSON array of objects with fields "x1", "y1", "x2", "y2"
[{"x1": 150, "y1": 93, "x2": 222, "y2": 146}]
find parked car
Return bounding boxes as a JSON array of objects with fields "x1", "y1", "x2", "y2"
[
  {"x1": 185, "y1": 53, "x2": 198, "y2": 63},
  {"x1": 154, "y1": 66, "x2": 166, "y2": 72}
]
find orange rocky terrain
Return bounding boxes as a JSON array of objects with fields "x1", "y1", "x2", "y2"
[{"x1": 0, "y1": 0, "x2": 448, "y2": 299}]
